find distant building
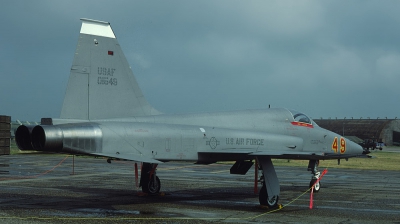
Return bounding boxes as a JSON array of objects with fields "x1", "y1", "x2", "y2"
[{"x1": 314, "y1": 119, "x2": 400, "y2": 146}]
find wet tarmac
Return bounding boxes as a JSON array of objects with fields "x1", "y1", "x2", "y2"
[{"x1": 0, "y1": 154, "x2": 399, "y2": 223}]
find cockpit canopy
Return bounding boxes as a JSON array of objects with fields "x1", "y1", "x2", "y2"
[{"x1": 288, "y1": 109, "x2": 318, "y2": 126}]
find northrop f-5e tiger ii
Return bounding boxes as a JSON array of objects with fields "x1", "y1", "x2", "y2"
[{"x1": 15, "y1": 18, "x2": 366, "y2": 208}]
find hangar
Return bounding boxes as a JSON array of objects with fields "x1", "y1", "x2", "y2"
[{"x1": 314, "y1": 118, "x2": 400, "y2": 146}]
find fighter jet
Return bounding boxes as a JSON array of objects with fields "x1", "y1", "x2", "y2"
[{"x1": 15, "y1": 18, "x2": 366, "y2": 208}]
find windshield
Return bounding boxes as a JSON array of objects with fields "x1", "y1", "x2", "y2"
[
  {"x1": 293, "y1": 113, "x2": 311, "y2": 124},
  {"x1": 288, "y1": 109, "x2": 317, "y2": 126}
]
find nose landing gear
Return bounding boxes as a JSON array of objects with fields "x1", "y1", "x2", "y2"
[{"x1": 308, "y1": 160, "x2": 320, "y2": 192}]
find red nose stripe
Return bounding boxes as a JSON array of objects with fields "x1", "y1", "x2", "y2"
[{"x1": 291, "y1": 121, "x2": 314, "y2": 128}]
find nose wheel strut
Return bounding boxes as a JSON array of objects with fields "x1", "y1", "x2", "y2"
[{"x1": 308, "y1": 160, "x2": 321, "y2": 192}]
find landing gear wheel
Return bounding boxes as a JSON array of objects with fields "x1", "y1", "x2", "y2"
[
  {"x1": 259, "y1": 184, "x2": 279, "y2": 208},
  {"x1": 309, "y1": 179, "x2": 320, "y2": 192},
  {"x1": 142, "y1": 175, "x2": 161, "y2": 194},
  {"x1": 140, "y1": 163, "x2": 161, "y2": 195},
  {"x1": 308, "y1": 160, "x2": 321, "y2": 193},
  {"x1": 148, "y1": 176, "x2": 161, "y2": 194}
]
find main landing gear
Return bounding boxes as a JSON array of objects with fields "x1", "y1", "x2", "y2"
[
  {"x1": 140, "y1": 163, "x2": 161, "y2": 194},
  {"x1": 259, "y1": 184, "x2": 279, "y2": 208},
  {"x1": 257, "y1": 156, "x2": 280, "y2": 208},
  {"x1": 256, "y1": 158, "x2": 323, "y2": 208},
  {"x1": 308, "y1": 160, "x2": 320, "y2": 192}
]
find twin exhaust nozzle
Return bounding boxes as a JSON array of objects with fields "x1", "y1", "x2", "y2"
[
  {"x1": 15, "y1": 123, "x2": 102, "y2": 153},
  {"x1": 15, "y1": 125, "x2": 63, "y2": 151}
]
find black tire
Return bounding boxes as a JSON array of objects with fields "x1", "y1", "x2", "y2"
[
  {"x1": 142, "y1": 175, "x2": 161, "y2": 194},
  {"x1": 309, "y1": 179, "x2": 321, "y2": 193},
  {"x1": 259, "y1": 184, "x2": 279, "y2": 208},
  {"x1": 140, "y1": 163, "x2": 161, "y2": 194},
  {"x1": 148, "y1": 176, "x2": 161, "y2": 194},
  {"x1": 140, "y1": 163, "x2": 152, "y2": 187}
]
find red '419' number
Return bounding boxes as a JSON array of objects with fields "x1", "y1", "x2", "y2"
[
  {"x1": 332, "y1": 137, "x2": 338, "y2": 153},
  {"x1": 332, "y1": 137, "x2": 346, "y2": 154}
]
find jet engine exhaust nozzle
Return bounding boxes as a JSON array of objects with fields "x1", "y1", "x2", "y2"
[
  {"x1": 15, "y1": 125, "x2": 35, "y2": 150},
  {"x1": 31, "y1": 125, "x2": 63, "y2": 151}
]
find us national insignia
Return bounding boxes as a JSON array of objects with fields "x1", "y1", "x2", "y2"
[{"x1": 206, "y1": 137, "x2": 220, "y2": 149}]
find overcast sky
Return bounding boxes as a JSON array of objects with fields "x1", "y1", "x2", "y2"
[{"x1": 1, "y1": 0, "x2": 400, "y2": 121}]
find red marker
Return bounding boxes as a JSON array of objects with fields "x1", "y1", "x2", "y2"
[{"x1": 310, "y1": 169, "x2": 328, "y2": 209}]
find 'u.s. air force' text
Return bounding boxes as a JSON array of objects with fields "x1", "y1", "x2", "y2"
[{"x1": 226, "y1": 138, "x2": 264, "y2": 146}]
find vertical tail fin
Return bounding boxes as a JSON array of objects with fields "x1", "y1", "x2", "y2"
[{"x1": 60, "y1": 18, "x2": 161, "y2": 120}]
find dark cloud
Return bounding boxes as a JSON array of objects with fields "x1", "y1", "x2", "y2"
[{"x1": 1, "y1": 0, "x2": 399, "y2": 121}]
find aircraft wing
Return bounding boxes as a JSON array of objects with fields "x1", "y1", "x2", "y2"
[
  {"x1": 92, "y1": 152, "x2": 162, "y2": 164},
  {"x1": 250, "y1": 151, "x2": 364, "y2": 159},
  {"x1": 198, "y1": 149, "x2": 364, "y2": 161}
]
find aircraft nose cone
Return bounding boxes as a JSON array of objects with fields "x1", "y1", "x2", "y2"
[{"x1": 346, "y1": 139, "x2": 364, "y2": 155}]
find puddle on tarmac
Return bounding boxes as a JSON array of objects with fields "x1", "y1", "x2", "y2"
[
  {"x1": 41, "y1": 208, "x2": 180, "y2": 218},
  {"x1": 74, "y1": 208, "x2": 141, "y2": 215},
  {"x1": 41, "y1": 208, "x2": 140, "y2": 218}
]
